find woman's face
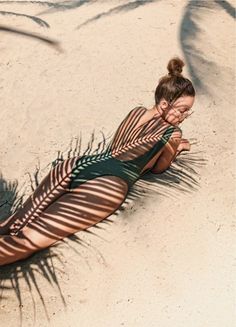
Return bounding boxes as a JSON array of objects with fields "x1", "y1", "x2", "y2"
[{"x1": 158, "y1": 96, "x2": 195, "y2": 126}]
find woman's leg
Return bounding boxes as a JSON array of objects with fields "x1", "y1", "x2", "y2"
[
  {"x1": 0, "y1": 175, "x2": 128, "y2": 266},
  {"x1": 0, "y1": 157, "x2": 77, "y2": 235}
]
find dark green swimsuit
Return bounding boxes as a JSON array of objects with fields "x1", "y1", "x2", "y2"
[
  {"x1": 69, "y1": 107, "x2": 177, "y2": 190},
  {"x1": 7, "y1": 106, "x2": 178, "y2": 236}
]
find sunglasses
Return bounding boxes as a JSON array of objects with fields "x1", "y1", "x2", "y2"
[{"x1": 170, "y1": 106, "x2": 194, "y2": 118}]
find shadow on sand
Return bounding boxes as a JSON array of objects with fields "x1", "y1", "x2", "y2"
[
  {"x1": 180, "y1": 0, "x2": 235, "y2": 94},
  {"x1": 0, "y1": 132, "x2": 206, "y2": 325},
  {"x1": 0, "y1": 24, "x2": 61, "y2": 51},
  {"x1": 1, "y1": 0, "x2": 235, "y2": 69}
]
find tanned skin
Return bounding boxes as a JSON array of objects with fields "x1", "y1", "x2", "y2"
[{"x1": 0, "y1": 96, "x2": 194, "y2": 266}]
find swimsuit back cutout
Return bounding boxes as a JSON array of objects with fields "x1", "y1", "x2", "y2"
[{"x1": 70, "y1": 107, "x2": 179, "y2": 190}]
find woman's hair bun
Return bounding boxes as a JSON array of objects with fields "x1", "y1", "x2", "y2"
[{"x1": 167, "y1": 57, "x2": 185, "y2": 77}]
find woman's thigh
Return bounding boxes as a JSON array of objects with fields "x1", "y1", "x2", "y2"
[
  {"x1": 0, "y1": 156, "x2": 77, "y2": 234},
  {"x1": 20, "y1": 175, "x2": 128, "y2": 250}
]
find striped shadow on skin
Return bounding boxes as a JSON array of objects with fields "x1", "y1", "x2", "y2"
[
  {"x1": 0, "y1": 132, "x2": 125, "y2": 324},
  {"x1": 0, "y1": 131, "x2": 205, "y2": 324},
  {"x1": 0, "y1": 172, "x2": 67, "y2": 325}
]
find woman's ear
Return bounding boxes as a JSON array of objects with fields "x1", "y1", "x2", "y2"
[{"x1": 159, "y1": 99, "x2": 169, "y2": 111}]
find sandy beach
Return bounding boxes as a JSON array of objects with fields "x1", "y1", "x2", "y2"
[{"x1": 0, "y1": 1, "x2": 235, "y2": 326}]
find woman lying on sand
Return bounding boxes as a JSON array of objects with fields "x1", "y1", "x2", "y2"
[{"x1": 0, "y1": 57, "x2": 195, "y2": 266}]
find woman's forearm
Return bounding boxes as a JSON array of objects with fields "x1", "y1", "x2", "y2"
[{"x1": 151, "y1": 137, "x2": 181, "y2": 174}]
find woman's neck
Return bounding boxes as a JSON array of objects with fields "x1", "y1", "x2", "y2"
[{"x1": 149, "y1": 105, "x2": 164, "y2": 120}]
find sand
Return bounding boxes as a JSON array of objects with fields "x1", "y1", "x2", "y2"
[{"x1": 0, "y1": 1, "x2": 235, "y2": 326}]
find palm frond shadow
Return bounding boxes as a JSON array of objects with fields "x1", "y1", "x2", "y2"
[
  {"x1": 132, "y1": 151, "x2": 206, "y2": 199},
  {"x1": 37, "y1": 0, "x2": 94, "y2": 16},
  {"x1": 0, "y1": 131, "x2": 114, "y2": 324},
  {"x1": 0, "y1": 1, "x2": 63, "y2": 51},
  {"x1": 76, "y1": 0, "x2": 160, "y2": 30},
  {"x1": 0, "y1": 0, "x2": 57, "y2": 6},
  {"x1": 0, "y1": 10, "x2": 49, "y2": 27},
  {"x1": 0, "y1": 0, "x2": 92, "y2": 17},
  {"x1": 0, "y1": 130, "x2": 205, "y2": 324},
  {"x1": 215, "y1": 0, "x2": 235, "y2": 18},
  {"x1": 0, "y1": 173, "x2": 24, "y2": 221},
  {"x1": 0, "y1": 25, "x2": 61, "y2": 51},
  {"x1": 112, "y1": 152, "x2": 206, "y2": 223},
  {"x1": 0, "y1": 0, "x2": 160, "y2": 19},
  {"x1": 0, "y1": 173, "x2": 67, "y2": 325},
  {"x1": 50, "y1": 131, "x2": 206, "y2": 225},
  {"x1": 180, "y1": 0, "x2": 235, "y2": 94}
]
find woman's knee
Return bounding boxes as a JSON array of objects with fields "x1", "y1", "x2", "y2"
[{"x1": 0, "y1": 234, "x2": 35, "y2": 266}]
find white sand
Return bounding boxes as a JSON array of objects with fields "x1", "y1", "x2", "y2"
[{"x1": 0, "y1": 1, "x2": 235, "y2": 326}]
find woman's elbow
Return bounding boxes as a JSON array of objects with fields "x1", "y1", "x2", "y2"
[{"x1": 151, "y1": 161, "x2": 170, "y2": 174}]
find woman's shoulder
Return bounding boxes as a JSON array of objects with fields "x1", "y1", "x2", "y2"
[{"x1": 126, "y1": 105, "x2": 147, "y2": 118}]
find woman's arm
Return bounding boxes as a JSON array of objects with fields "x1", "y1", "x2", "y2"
[{"x1": 151, "y1": 129, "x2": 190, "y2": 174}]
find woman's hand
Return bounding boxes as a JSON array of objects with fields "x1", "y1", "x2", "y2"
[{"x1": 176, "y1": 138, "x2": 191, "y2": 157}]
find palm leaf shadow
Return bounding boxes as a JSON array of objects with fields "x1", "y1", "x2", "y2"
[
  {"x1": 0, "y1": 173, "x2": 24, "y2": 222},
  {"x1": 0, "y1": 130, "x2": 205, "y2": 325},
  {"x1": 50, "y1": 130, "x2": 206, "y2": 225},
  {"x1": 0, "y1": 0, "x2": 59, "y2": 7},
  {"x1": 180, "y1": 0, "x2": 235, "y2": 95},
  {"x1": 0, "y1": 131, "x2": 116, "y2": 324},
  {"x1": 0, "y1": 10, "x2": 49, "y2": 27},
  {"x1": 0, "y1": 173, "x2": 67, "y2": 326},
  {"x1": 0, "y1": 1, "x2": 61, "y2": 50},
  {"x1": 0, "y1": 0, "x2": 160, "y2": 19},
  {"x1": 0, "y1": 25, "x2": 61, "y2": 51},
  {"x1": 36, "y1": 0, "x2": 94, "y2": 16},
  {"x1": 215, "y1": 0, "x2": 235, "y2": 18},
  {"x1": 76, "y1": 0, "x2": 160, "y2": 30},
  {"x1": 0, "y1": 0, "x2": 92, "y2": 17},
  {"x1": 134, "y1": 151, "x2": 205, "y2": 198}
]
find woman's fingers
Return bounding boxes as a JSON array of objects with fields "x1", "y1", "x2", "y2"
[
  {"x1": 188, "y1": 138, "x2": 199, "y2": 146},
  {"x1": 179, "y1": 139, "x2": 191, "y2": 151}
]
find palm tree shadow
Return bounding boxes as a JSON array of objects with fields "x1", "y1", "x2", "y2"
[
  {"x1": 180, "y1": 0, "x2": 235, "y2": 95},
  {"x1": 0, "y1": 131, "x2": 205, "y2": 325},
  {"x1": 0, "y1": 10, "x2": 49, "y2": 27},
  {"x1": 0, "y1": 25, "x2": 62, "y2": 51},
  {"x1": 0, "y1": 248, "x2": 65, "y2": 325},
  {"x1": 0, "y1": 173, "x2": 67, "y2": 325},
  {"x1": 139, "y1": 151, "x2": 205, "y2": 194},
  {"x1": 116, "y1": 150, "x2": 206, "y2": 217},
  {"x1": 0, "y1": 173, "x2": 24, "y2": 222},
  {"x1": 52, "y1": 132, "x2": 206, "y2": 222},
  {"x1": 76, "y1": 0, "x2": 160, "y2": 30},
  {"x1": 0, "y1": 170, "x2": 96, "y2": 325},
  {"x1": 34, "y1": 0, "x2": 160, "y2": 18},
  {"x1": 0, "y1": 131, "x2": 115, "y2": 325},
  {"x1": 215, "y1": 0, "x2": 235, "y2": 18},
  {"x1": 0, "y1": 0, "x2": 161, "y2": 24}
]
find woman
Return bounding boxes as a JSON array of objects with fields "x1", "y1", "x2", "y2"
[{"x1": 0, "y1": 57, "x2": 195, "y2": 266}]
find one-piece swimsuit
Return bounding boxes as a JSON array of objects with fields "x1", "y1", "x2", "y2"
[
  {"x1": 69, "y1": 106, "x2": 179, "y2": 190},
  {"x1": 7, "y1": 106, "x2": 179, "y2": 236}
]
